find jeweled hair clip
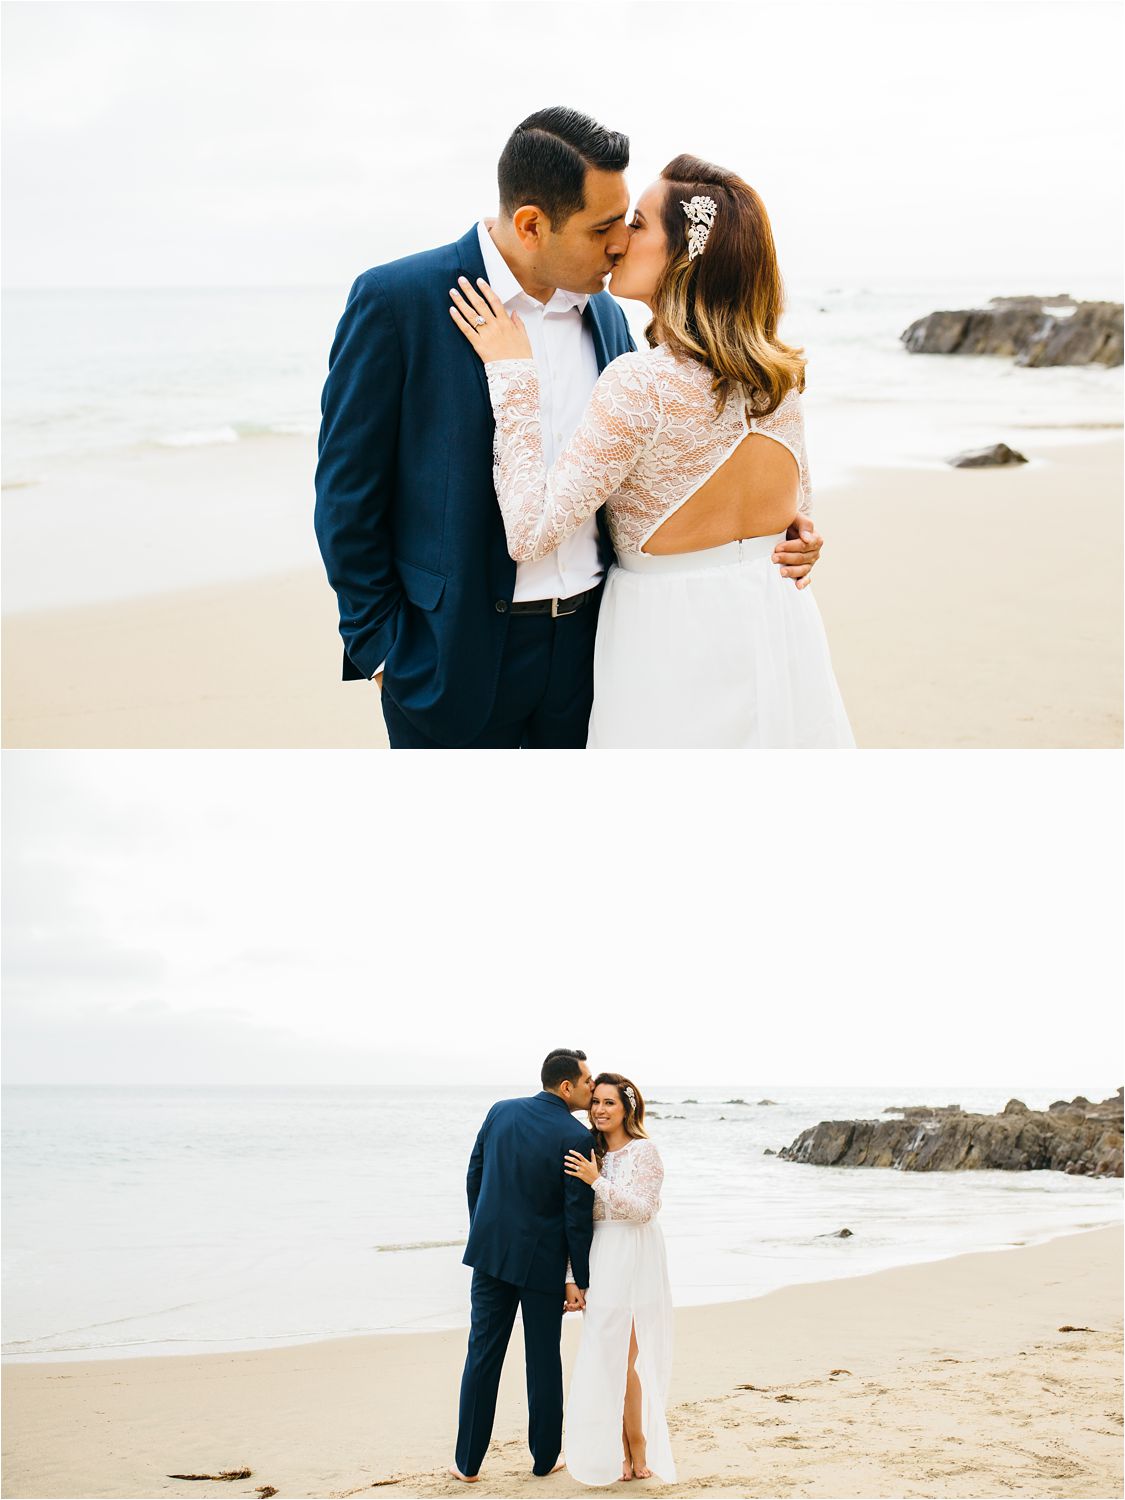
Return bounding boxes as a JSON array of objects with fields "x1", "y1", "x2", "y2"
[{"x1": 681, "y1": 195, "x2": 718, "y2": 260}]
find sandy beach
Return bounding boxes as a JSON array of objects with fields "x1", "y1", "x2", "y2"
[
  {"x1": 2, "y1": 1227, "x2": 1121, "y2": 1499},
  {"x1": 2, "y1": 438, "x2": 1121, "y2": 749}
]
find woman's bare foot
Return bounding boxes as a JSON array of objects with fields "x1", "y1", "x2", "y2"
[
  {"x1": 449, "y1": 1465, "x2": 480, "y2": 1483},
  {"x1": 619, "y1": 1457, "x2": 634, "y2": 1482},
  {"x1": 630, "y1": 1445, "x2": 651, "y2": 1479}
]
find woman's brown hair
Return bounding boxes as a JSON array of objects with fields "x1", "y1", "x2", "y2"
[
  {"x1": 649, "y1": 154, "x2": 806, "y2": 417},
  {"x1": 590, "y1": 1072, "x2": 648, "y2": 1159}
]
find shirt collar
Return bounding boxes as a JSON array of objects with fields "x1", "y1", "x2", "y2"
[
  {"x1": 536, "y1": 1089, "x2": 572, "y2": 1112},
  {"x1": 476, "y1": 221, "x2": 590, "y2": 315}
]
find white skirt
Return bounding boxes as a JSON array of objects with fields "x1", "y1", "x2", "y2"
[
  {"x1": 587, "y1": 533, "x2": 855, "y2": 748},
  {"x1": 563, "y1": 1220, "x2": 676, "y2": 1487}
]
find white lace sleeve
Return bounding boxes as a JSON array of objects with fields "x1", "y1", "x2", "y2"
[
  {"x1": 749, "y1": 387, "x2": 812, "y2": 517},
  {"x1": 593, "y1": 1140, "x2": 663, "y2": 1223},
  {"x1": 797, "y1": 411, "x2": 812, "y2": 517},
  {"x1": 484, "y1": 353, "x2": 657, "y2": 562}
]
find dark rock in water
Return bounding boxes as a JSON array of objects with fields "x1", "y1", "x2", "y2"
[
  {"x1": 757, "y1": 1098, "x2": 780, "y2": 1106},
  {"x1": 949, "y1": 443, "x2": 1028, "y2": 468},
  {"x1": 724, "y1": 1098, "x2": 749, "y2": 1105},
  {"x1": 779, "y1": 1089, "x2": 1123, "y2": 1177},
  {"x1": 681, "y1": 1098, "x2": 699, "y2": 1104},
  {"x1": 763, "y1": 1148, "x2": 777, "y2": 1156},
  {"x1": 902, "y1": 296, "x2": 1123, "y2": 367},
  {"x1": 1018, "y1": 302, "x2": 1124, "y2": 368},
  {"x1": 902, "y1": 305, "x2": 1045, "y2": 357},
  {"x1": 834, "y1": 1227, "x2": 853, "y2": 1238}
]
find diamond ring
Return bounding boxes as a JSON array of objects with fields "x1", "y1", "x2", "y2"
[{"x1": 474, "y1": 316, "x2": 486, "y2": 327}]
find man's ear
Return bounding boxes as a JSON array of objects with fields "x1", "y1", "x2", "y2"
[{"x1": 512, "y1": 204, "x2": 548, "y2": 249}]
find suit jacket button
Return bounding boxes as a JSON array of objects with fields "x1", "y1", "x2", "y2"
[{"x1": 495, "y1": 599, "x2": 508, "y2": 613}]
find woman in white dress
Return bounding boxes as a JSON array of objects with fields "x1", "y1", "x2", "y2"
[
  {"x1": 450, "y1": 152, "x2": 853, "y2": 748},
  {"x1": 562, "y1": 1074, "x2": 676, "y2": 1485}
]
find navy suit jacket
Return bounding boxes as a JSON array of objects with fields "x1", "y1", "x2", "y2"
[
  {"x1": 463, "y1": 1091, "x2": 596, "y2": 1295},
  {"x1": 314, "y1": 225, "x2": 636, "y2": 746}
]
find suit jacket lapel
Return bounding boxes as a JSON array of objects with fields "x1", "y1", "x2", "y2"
[
  {"x1": 584, "y1": 295, "x2": 623, "y2": 564},
  {"x1": 453, "y1": 224, "x2": 493, "y2": 413},
  {"x1": 584, "y1": 295, "x2": 614, "y2": 373}
]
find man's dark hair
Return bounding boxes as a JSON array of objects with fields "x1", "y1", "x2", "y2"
[
  {"x1": 541, "y1": 1048, "x2": 588, "y2": 1090},
  {"x1": 498, "y1": 107, "x2": 629, "y2": 229}
]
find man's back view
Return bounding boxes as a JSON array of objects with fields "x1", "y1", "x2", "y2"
[{"x1": 454, "y1": 1050, "x2": 596, "y2": 1481}]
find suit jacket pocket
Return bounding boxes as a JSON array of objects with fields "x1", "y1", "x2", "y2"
[{"x1": 396, "y1": 558, "x2": 447, "y2": 611}]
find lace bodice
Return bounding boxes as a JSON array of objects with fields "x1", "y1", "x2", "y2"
[
  {"x1": 592, "y1": 1137, "x2": 664, "y2": 1223},
  {"x1": 485, "y1": 345, "x2": 811, "y2": 561}
]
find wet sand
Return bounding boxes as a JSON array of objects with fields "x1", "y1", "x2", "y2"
[{"x1": 2, "y1": 1227, "x2": 1121, "y2": 1499}]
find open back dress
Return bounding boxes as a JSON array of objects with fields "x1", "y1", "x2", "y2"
[{"x1": 486, "y1": 346, "x2": 854, "y2": 748}]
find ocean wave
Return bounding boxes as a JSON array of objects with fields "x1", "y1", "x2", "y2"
[
  {"x1": 152, "y1": 420, "x2": 317, "y2": 450},
  {"x1": 375, "y1": 1238, "x2": 466, "y2": 1253},
  {"x1": 156, "y1": 425, "x2": 240, "y2": 448}
]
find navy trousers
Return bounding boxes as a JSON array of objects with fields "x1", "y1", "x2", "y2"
[
  {"x1": 381, "y1": 593, "x2": 600, "y2": 749},
  {"x1": 455, "y1": 1269, "x2": 565, "y2": 1478}
]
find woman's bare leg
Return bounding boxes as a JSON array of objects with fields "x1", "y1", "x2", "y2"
[
  {"x1": 623, "y1": 1323, "x2": 650, "y2": 1478},
  {"x1": 620, "y1": 1415, "x2": 633, "y2": 1482}
]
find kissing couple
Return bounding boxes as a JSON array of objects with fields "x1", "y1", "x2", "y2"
[
  {"x1": 316, "y1": 106, "x2": 853, "y2": 748},
  {"x1": 452, "y1": 1050, "x2": 675, "y2": 1486}
]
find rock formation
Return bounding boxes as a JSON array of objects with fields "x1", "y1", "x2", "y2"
[
  {"x1": 780, "y1": 1089, "x2": 1122, "y2": 1177},
  {"x1": 949, "y1": 443, "x2": 1028, "y2": 468},
  {"x1": 901, "y1": 297, "x2": 1123, "y2": 367}
]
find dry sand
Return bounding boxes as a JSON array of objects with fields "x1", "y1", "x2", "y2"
[
  {"x1": 2, "y1": 1227, "x2": 1121, "y2": 1499},
  {"x1": 2, "y1": 439, "x2": 1121, "y2": 748}
]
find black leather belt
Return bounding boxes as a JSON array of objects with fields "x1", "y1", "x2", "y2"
[{"x1": 508, "y1": 584, "x2": 600, "y2": 618}]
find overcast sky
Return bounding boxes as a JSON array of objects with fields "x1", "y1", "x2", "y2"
[
  {"x1": 2, "y1": 0, "x2": 1121, "y2": 289},
  {"x1": 4, "y1": 752, "x2": 1121, "y2": 1089}
]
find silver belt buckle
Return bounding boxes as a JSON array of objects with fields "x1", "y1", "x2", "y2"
[{"x1": 551, "y1": 596, "x2": 573, "y2": 618}]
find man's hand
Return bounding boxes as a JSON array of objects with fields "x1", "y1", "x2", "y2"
[
  {"x1": 564, "y1": 1282, "x2": 586, "y2": 1312},
  {"x1": 773, "y1": 517, "x2": 823, "y2": 590}
]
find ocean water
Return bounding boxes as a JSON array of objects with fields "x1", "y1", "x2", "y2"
[
  {"x1": 1, "y1": 277, "x2": 1121, "y2": 611},
  {"x1": 2, "y1": 1084, "x2": 1120, "y2": 1363}
]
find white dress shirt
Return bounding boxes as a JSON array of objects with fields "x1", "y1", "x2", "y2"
[{"x1": 475, "y1": 221, "x2": 605, "y2": 603}]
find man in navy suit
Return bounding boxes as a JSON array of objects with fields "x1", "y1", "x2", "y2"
[
  {"x1": 315, "y1": 108, "x2": 635, "y2": 748},
  {"x1": 452, "y1": 1049, "x2": 596, "y2": 1482}
]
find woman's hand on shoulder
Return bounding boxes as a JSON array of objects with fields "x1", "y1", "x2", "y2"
[
  {"x1": 449, "y1": 277, "x2": 533, "y2": 364},
  {"x1": 564, "y1": 1148, "x2": 600, "y2": 1187}
]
